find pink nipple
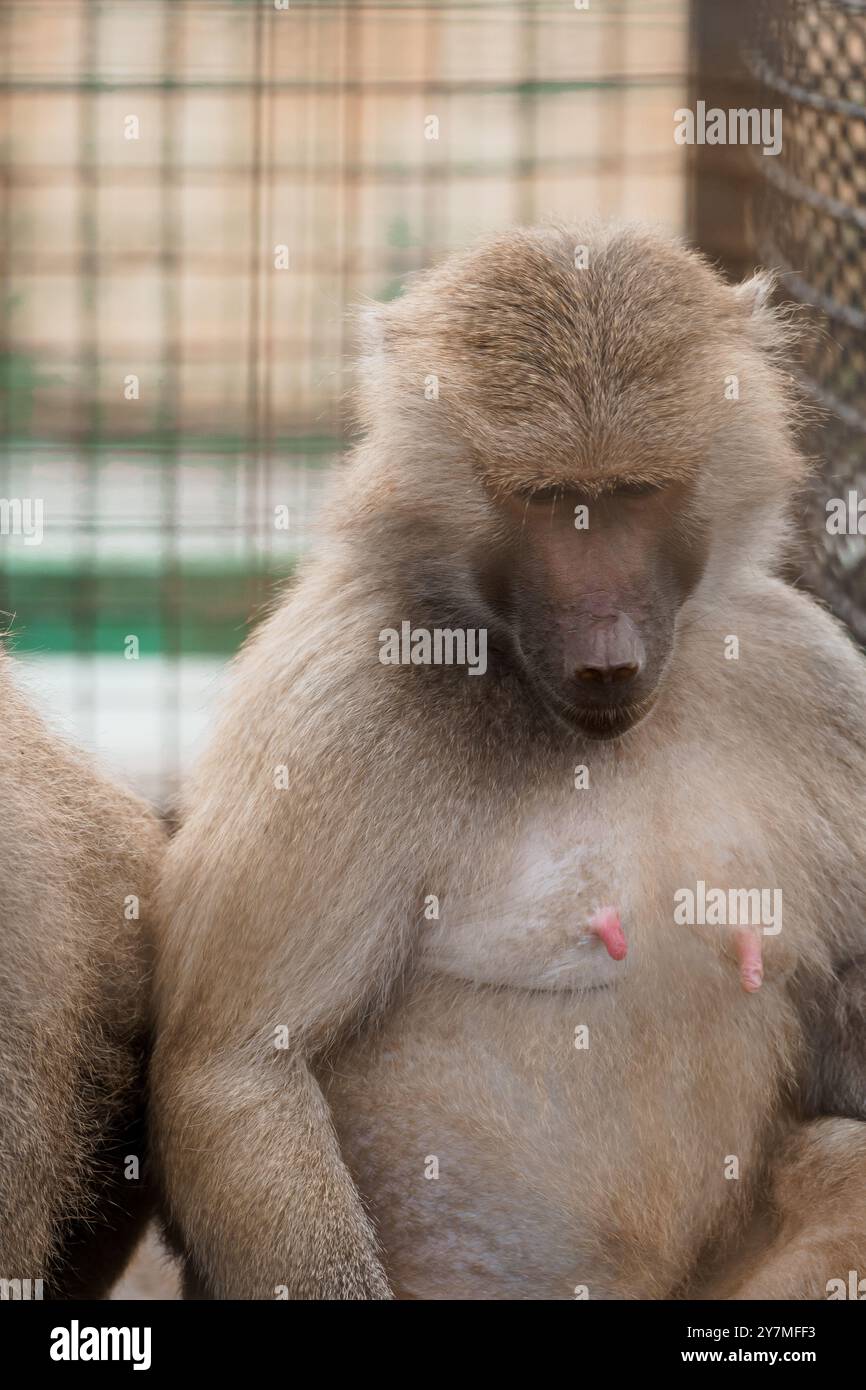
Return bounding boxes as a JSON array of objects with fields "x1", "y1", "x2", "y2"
[
  {"x1": 587, "y1": 906, "x2": 627, "y2": 961},
  {"x1": 733, "y1": 927, "x2": 763, "y2": 993}
]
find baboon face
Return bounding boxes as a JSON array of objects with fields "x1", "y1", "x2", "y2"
[
  {"x1": 364, "y1": 224, "x2": 797, "y2": 739},
  {"x1": 488, "y1": 476, "x2": 708, "y2": 739}
]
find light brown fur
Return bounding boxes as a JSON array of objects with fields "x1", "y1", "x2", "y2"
[
  {"x1": 0, "y1": 647, "x2": 166, "y2": 1297},
  {"x1": 152, "y1": 223, "x2": 866, "y2": 1299}
]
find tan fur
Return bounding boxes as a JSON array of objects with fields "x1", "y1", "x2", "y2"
[
  {"x1": 151, "y1": 222, "x2": 866, "y2": 1299},
  {"x1": 704, "y1": 1121, "x2": 866, "y2": 1299},
  {"x1": 0, "y1": 647, "x2": 166, "y2": 1297}
]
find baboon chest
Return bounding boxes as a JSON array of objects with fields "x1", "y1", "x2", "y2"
[{"x1": 324, "y1": 798, "x2": 798, "y2": 1299}]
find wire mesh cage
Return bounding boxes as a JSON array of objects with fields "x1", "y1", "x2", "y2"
[{"x1": 745, "y1": 0, "x2": 866, "y2": 642}]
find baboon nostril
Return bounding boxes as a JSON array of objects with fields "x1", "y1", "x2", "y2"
[
  {"x1": 576, "y1": 661, "x2": 640, "y2": 686},
  {"x1": 576, "y1": 665, "x2": 605, "y2": 684},
  {"x1": 567, "y1": 614, "x2": 646, "y2": 690}
]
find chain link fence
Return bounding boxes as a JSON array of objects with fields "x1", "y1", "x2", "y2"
[{"x1": 745, "y1": 0, "x2": 866, "y2": 641}]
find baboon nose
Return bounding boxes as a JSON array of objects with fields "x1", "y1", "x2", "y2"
[
  {"x1": 566, "y1": 613, "x2": 645, "y2": 694},
  {"x1": 576, "y1": 661, "x2": 641, "y2": 686}
]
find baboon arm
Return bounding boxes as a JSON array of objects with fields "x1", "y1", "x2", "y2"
[
  {"x1": 156, "y1": 1050, "x2": 392, "y2": 1299},
  {"x1": 153, "y1": 720, "x2": 422, "y2": 1298},
  {"x1": 153, "y1": 892, "x2": 405, "y2": 1299}
]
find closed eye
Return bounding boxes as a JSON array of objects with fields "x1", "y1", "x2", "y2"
[
  {"x1": 608, "y1": 479, "x2": 665, "y2": 498},
  {"x1": 519, "y1": 485, "x2": 566, "y2": 503},
  {"x1": 513, "y1": 480, "x2": 664, "y2": 503}
]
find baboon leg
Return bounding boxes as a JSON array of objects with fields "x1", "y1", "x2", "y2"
[{"x1": 723, "y1": 1120, "x2": 866, "y2": 1300}]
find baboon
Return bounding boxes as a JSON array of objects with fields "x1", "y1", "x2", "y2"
[
  {"x1": 0, "y1": 648, "x2": 165, "y2": 1298},
  {"x1": 152, "y1": 222, "x2": 866, "y2": 1300}
]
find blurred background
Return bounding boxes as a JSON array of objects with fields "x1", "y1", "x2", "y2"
[{"x1": 1, "y1": 0, "x2": 864, "y2": 807}]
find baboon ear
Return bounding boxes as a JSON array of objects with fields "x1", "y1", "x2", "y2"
[
  {"x1": 733, "y1": 270, "x2": 775, "y2": 317},
  {"x1": 732, "y1": 269, "x2": 793, "y2": 355}
]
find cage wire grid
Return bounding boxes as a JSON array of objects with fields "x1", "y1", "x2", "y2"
[{"x1": 745, "y1": 0, "x2": 866, "y2": 644}]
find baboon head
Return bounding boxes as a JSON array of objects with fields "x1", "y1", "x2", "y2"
[{"x1": 351, "y1": 222, "x2": 804, "y2": 739}]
